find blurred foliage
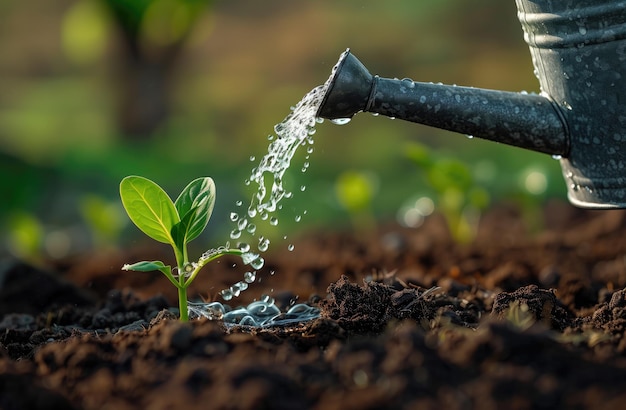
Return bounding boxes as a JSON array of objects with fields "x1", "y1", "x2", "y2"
[
  {"x1": 334, "y1": 170, "x2": 378, "y2": 231},
  {"x1": 404, "y1": 141, "x2": 491, "y2": 242},
  {"x1": 79, "y1": 194, "x2": 127, "y2": 247},
  {"x1": 0, "y1": 0, "x2": 565, "y2": 260},
  {"x1": 403, "y1": 140, "x2": 559, "y2": 241}
]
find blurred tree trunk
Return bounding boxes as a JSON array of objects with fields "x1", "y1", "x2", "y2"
[
  {"x1": 114, "y1": 28, "x2": 181, "y2": 140},
  {"x1": 102, "y1": 0, "x2": 208, "y2": 140}
]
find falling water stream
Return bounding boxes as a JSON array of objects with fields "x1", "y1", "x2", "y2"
[{"x1": 188, "y1": 52, "x2": 350, "y2": 326}]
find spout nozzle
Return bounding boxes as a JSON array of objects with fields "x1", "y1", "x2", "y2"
[{"x1": 317, "y1": 50, "x2": 374, "y2": 119}]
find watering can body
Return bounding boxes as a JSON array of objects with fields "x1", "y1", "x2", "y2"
[{"x1": 317, "y1": 0, "x2": 626, "y2": 209}]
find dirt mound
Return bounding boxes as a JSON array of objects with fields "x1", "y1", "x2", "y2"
[{"x1": 1, "y1": 202, "x2": 626, "y2": 409}]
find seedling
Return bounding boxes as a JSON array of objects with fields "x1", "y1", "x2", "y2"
[
  {"x1": 404, "y1": 142, "x2": 489, "y2": 242},
  {"x1": 119, "y1": 175, "x2": 244, "y2": 321}
]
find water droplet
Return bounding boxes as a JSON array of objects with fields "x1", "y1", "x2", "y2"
[
  {"x1": 330, "y1": 118, "x2": 351, "y2": 125},
  {"x1": 300, "y1": 185, "x2": 306, "y2": 192},
  {"x1": 551, "y1": 155, "x2": 562, "y2": 160},
  {"x1": 270, "y1": 217, "x2": 279, "y2": 226},
  {"x1": 229, "y1": 212, "x2": 239, "y2": 222},
  {"x1": 295, "y1": 215, "x2": 302, "y2": 222},
  {"x1": 579, "y1": 26, "x2": 587, "y2": 35},
  {"x1": 466, "y1": 135, "x2": 474, "y2": 139},
  {"x1": 274, "y1": 123, "x2": 285, "y2": 134},
  {"x1": 244, "y1": 271, "x2": 256, "y2": 283},
  {"x1": 287, "y1": 244, "x2": 295, "y2": 252},
  {"x1": 258, "y1": 237, "x2": 270, "y2": 252},
  {"x1": 250, "y1": 256, "x2": 265, "y2": 270},
  {"x1": 230, "y1": 229, "x2": 242, "y2": 239},
  {"x1": 246, "y1": 223, "x2": 256, "y2": 234},
  {"x1": 238, "y1": 218, "x2": 248, "y2": 231},
  {"x1": 235, "y1": 200, "x2": 243, "y2": 207},
  {"x1": 249, "y1": 155, "x2": 256, "y2": 161},
  {"x1": 239, "y1": 243, "x2": 251, "y2": 252},
  {"x1": 238, "y1": 281, "x2": 249, "y2": 291},
  {"x1": 221, "y1": 289, "x2": 233, "y2": 301},
  {"x1": 401, "y1": 78, "x2": 415, "y2": 88}
]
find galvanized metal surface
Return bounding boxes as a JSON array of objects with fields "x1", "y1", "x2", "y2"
[{"x1": 317, "y1": 0, "x2": 626, "y2": 209}]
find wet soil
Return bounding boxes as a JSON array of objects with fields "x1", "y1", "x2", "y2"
[{"x1": 2, "y1": 200, "x2": 626, "y2": 409}]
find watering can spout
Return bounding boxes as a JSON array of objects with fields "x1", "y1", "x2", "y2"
[
  {"x1": 316, "y1": 0, "x2": 626, "y2": 209},
  {"x1": 317, "y1": 50, "x2": 570, "y2": 157}
]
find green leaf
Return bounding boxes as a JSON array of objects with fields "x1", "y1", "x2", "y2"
[
  {"x1": 122, "y1": 260, "x2": 171, "y2": 275},
  {"x1": 173, "y1": 177, "x2": 215, "y2": 243},
  {"x1": 171, "y1": 206, "x2": 198, "y2": 253},
  {"x1": 120, "y1": 176, "x2": 180, "y2": 244}
]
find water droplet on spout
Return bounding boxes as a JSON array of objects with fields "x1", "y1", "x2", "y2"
[
  {"x1": 401, "y1": 78, "x2": 416, "y2": 88},
  {"x1": 330, "y1": 118, "x2": 351, "y2": 125}
]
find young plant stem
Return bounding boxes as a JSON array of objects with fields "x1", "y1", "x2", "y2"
[
  {"x1": 178, "y1": 286, "x2": 189, "y2": 322},
  {"x1": 173, "y1": 247, "x2": 244, "y2": 322},
  {"x1": 174, "y1": 243, "x2": 189, "y2": 321}
]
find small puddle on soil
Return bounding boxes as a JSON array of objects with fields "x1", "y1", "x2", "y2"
[
  {"x1": 189, "y1": 51, "x2": 351, "y2": 326},
  {"x1": 188, "y1": 296, "x2": 321, "y2": 327}
]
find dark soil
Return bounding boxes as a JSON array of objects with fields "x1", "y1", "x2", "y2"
[{"x1": 2, "y1": 200, "x2": 626, "y2": 409}]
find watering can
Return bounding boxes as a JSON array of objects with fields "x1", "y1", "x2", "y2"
[{"x1": 316, "y1": 0, "x2": 626, "y2": 209}]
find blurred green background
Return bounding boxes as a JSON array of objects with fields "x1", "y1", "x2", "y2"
[{"x1": 0, "y1": 0, "x2": 566, "y2": 261}]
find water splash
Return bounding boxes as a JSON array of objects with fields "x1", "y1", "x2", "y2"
[
  {"x1": 220, "y1": 52, "x2": 347, "y2": 298},
  {"x1": 188, "y1": 298, "x2": 320, "y2": 327},
  {"x1": 245, "y1": 86, "x2": 327, "y2": 220}
]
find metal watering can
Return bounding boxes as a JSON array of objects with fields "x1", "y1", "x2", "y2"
[{"x1": 317, "y1": 0, "x2": 626, "y2": 209}]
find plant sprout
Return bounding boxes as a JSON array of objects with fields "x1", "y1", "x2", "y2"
[
  {"x1": 119, "y1": 175, "x2": 244, "y2": 321},
  {"x1": 404, "y1": 142, "x2": 490, "y2": 242}
]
